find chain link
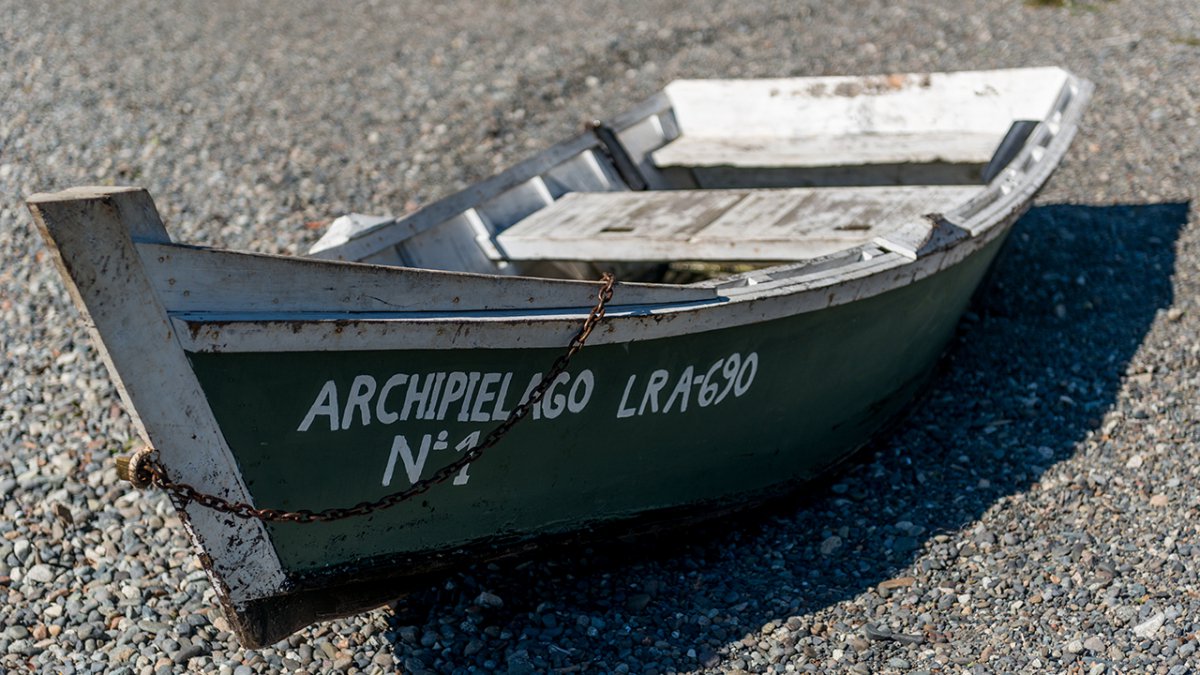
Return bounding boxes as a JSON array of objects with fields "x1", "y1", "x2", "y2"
[{"x1": 134, "y1": 273, "x2": 616, "y2": 523}]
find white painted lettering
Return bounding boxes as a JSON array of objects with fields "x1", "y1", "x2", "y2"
[
  {"x1": 453, "y1": 431, "x2": 480, "y2": 485},
  {"x1": 453, "y1": 465, "x2": 471, "y2": 486},
  {"x1": 401, "y1": 374, "x2": 435, "y2": 421},
  {"x1": 375, "y1": 373, "x2": 408, "y2": 425},
  {"x1": 735, "y1": 352, "x2": 758, "y2": 396},
  {"x1": 455, "y1": 430, "x2": 480, "y2": 453},
  {"x1": 714, "y1": 353, "x2": 741, "y2": 405},
  {"x1": 541, "y1": 372, "x2": 570, "y2": 419},
  {"x1": 697, "y1": 359, "x2": 724, "y2": 407},
  {"x1": 638, "y1": 369, "x2": 670, "y2": 415},
  {"x1": 341, "y1": 375, "x2": 377, "y2": 429},
  {"x1": 519, "y1": 372, "x2": 544, "y2": 420},
  {"x1": 382, "y1": 433, "x2": 432, "y2": 486},
  {"x1": 612, "y1": 352, "x2": 759, "y2": 420},
  {"x1": 457, "y1": 372, "x2": 482, "y2": 422},
  {"x1": 567, "y1": 369, "x2": 594, "y2": 413},
  {"x1": 471, "y1": 373, "x2": 502, "y2": 423},
  {"x1": 433, "y1": 429, "x2": 449, "y2": 451},
  {"x1": 491, "y1": 372, "x2": 513, "y2": 421},
  {"x1": 422, "y1": 372, "x2": 449, "y2": 420},
  {"x1": 616, "y1": 375, "x2": 638, "y2": 418},
  {"x1": 436, "y1": 372, "x2": 470, "y2": 421},
  {"x1": 298, "y1": 380, "x2": 340, "y2": 432},
  {"x1": 663, "y1": 366, "x2": 695, "y2": 413}
]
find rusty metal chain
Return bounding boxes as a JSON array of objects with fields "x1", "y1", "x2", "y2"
[{"x1": 121, "y1": 273, "x2": 616, "y2": 523}]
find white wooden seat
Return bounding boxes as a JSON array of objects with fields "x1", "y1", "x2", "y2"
[
  {"x1": 495, "y1": 185, "x2": 978, "y2": 262},
  {"x1": 650, "y1": 131, "x2": 1005, "y2": 187},
  {"x1": 646, "y1": 71, "x2": 1070, "y2": 189}
]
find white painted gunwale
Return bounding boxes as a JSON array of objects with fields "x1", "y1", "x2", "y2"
[
  {"x1": 136, "y1": 242, "x2": 718, "y2": 313},
  {"x1": 174, "y1": 72, "x2": 1092, "y2": 353},
  {"x1": 170, "y1": 220, "x2": 989, "y2": 353}
]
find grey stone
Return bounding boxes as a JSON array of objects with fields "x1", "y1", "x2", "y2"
[
  {"x1": 475, "y1": 591, "x2": 503, "y2": 608},
  {"x1": 25, "y1": 564, "x2": 55, "y2": 583},
  {"x1": 1134, "y1": 613, "x2": 1166, "y2": 638},
  {"x1": 819, "y1": 536, "x2": 843, "y2": 555},
  {"x1": 626, "y1": 594, "x2": 652, "y2": 612},
  {"x1": 173, "y1": 644, "x2": 206, "y2": 663}
]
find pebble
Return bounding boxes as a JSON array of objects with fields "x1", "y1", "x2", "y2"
[
  {"x1": 864, "y1": 623, "x2": 923, "y2": 646},
  {"x1": 4, "y1": 2, "x2": 1200, "y2": 674},
  {"x1": 174, "y1": 644, "x2": 206, "y2": 663},
  {"x1": 474, "y1": 591, "x2": 504, "y2": 608},
  {"x1": 1134, "y1": 612, "x2": 1166, "y2": 638},
  {"x1": 819, "y1": 536, "x2": 843, "y2": 555},
  {"x1": 626, "y1": 593, "x2": 652, "y2": 611},
  {"x1": 25, "y1": 565, "x2": 56, "y2": 584},
  {"x1": 876, "y1": 576, "x2": 915, "y2": 595}
]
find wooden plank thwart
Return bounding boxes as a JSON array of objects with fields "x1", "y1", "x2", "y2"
[
  {"x1": 496, "y1": 185, "x2": 978, "y2": 262},
  {"x1": 650, "y1": 132, "x2": 1004, "y2": 171}
]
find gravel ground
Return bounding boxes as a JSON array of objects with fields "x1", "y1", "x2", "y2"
[{"x1": 2, "y1": 1, "x2": 1199, "y2": 673}]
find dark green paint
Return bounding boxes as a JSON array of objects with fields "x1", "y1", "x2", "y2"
[{"x1": 188, "y1": 237, "x2": 1003, "y2": 577}]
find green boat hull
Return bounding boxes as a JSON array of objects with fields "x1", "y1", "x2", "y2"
[
  {"x1": 187, "y1": 232, "x2": 1006, "y2": 584},
  {"x1": 25, "y1": 67, "x2": 1092, "y2": 646}
]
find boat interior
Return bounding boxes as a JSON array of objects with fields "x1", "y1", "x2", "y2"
[{"x1": 309, "y1": 68, "x2": 1080, "y2": 285}]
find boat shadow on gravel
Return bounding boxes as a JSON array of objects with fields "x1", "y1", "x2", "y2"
[{"x1": 382, "y1": 202, "x2": 1189, "y2": 674}]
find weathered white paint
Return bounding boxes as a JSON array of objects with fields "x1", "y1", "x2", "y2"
[
  {"x1": 873, "y1": 216, "x2": 970, "y2": 261},
  {"x1": 661, "y1": 68, "x2": 1073, "y2": 140},
  {"x1": 309, "y1": 213, "x2": 395, "y2": 256},
  {"x1": 646, "y1": 69, "x2": 1077, "y2": 190},
  {"x1": 24, "y1": 188, "x2": 288, "y2": 611},
  {"x1": 608, "y1": 90, "x2": 684, "y2": 189},
  {"x1": 136, "y1": 241, "x2": 717, "y2": 313},
  {"x1": 164, "y1": 242, "x2": 961, "y2": 354},
  {"x1": 495, "y1": 185, "x2": 977, "y2": 262},
  {"x1": 307, "y1": 131, "x2": 626, "y2": 265},
  {"x1": 651, "y1": 131, "x2": 1005, "y2": 171}
]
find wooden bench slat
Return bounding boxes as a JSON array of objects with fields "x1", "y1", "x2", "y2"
[
  {"x1": 496, "y1": 186, "x2": 978, "y2": 262},
  {"x1": 650, "y1": 132, "x2": 1005, "y2": 170}
]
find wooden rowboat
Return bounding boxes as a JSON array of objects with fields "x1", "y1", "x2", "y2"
[{"x1": 27, "y1": 67, "x2": 1091, "y2": 646}]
